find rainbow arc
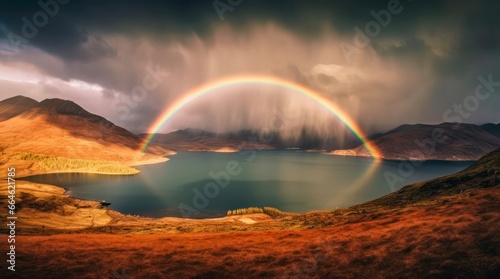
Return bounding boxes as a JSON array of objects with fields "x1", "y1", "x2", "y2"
[{"x1": 140, "y1": 75, "x2": 382, "y2": 159}]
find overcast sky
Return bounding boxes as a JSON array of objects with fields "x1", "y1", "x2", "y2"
[{"x1": 0, "y1": 0, "x2": 498, "y2": 138}]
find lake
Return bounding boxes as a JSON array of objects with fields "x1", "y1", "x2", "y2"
[{"x1": 22, "y1": 151, "x2": 473, "y2": 218}]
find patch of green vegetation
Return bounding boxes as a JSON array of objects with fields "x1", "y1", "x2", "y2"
[
  {"x1": 263, "y1": 207, "x2": 289, "y2": 218},
  {"x1": 18, "y1": 152, "x2": 139, "y2": 174},
  {"x1": 227, "y1": 207, "x2": 263, "y2": 216},
  {"x1": 227, "y1": 206, "x2": 289, "y2": 218}
]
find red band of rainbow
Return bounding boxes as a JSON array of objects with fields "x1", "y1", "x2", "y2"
[{"x1": 141, "y1": 75, "x2": 381, "y2": 159}]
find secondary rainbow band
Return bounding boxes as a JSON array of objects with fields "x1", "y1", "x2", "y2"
[{"x1": 141, "y1": 75, "x2": 381, "y2": 159}]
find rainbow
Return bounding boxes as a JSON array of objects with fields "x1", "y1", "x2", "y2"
[{"x1": 141, "y1": 75, "x2": 381, "y2": 159}]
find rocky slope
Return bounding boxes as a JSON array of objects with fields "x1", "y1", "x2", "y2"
[{"x1": 332, "y1": 123, "x2": 500, "y2": 160}]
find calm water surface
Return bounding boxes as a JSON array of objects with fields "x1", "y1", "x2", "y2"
[{"x1": 22, "y1": 151, "x2": 472, "y2": 218}]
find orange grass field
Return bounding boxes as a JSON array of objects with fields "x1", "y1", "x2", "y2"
[{"x1": 2, "y1": 187, "x2": 498, "y2": 279}]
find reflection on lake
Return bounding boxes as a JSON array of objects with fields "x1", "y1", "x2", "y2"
[{"x1": 22, "y1": 151, "x2": 473, "y2": 218}]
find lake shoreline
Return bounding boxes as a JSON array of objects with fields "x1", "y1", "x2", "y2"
[
  {"x1": 8, "y1": 154, "x2": 172, "y2": 179},
  {"x1": 18, "y1": 151, "x2": 474, "y2": 221},
  {"x1": 3, "y1": 180, "x2": 279, "y2": 234}
]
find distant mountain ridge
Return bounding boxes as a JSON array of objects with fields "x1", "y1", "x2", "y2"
[
  {"x1": 140, "y1": 128, "x2": 365, "y2": 152},
  {"x1": 332, "y1": 123, "x2": 500, "y2": 160},
  {"x1": 143, "y1": 123, "x2": 500, "y2": 161},
  {"x1": 481, "y1": 123, "x2": 500, "y2": 138},
  {"x1": 140, "y1": 128, "x2": 277, "y2": 151},
  {"x1": 0, "y1": 95, "x2": 497, "y2": 163}
]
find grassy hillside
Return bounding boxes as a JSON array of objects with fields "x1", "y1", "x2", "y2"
[
  {"x1": 0, "y1": 96, "x2": 172, "y2": 177},
  {"x1": 0, "y1": 149, "x2": 498, "y2": 278}
]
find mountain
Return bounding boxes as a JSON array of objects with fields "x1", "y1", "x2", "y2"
[
  {"x1": 0, "y1": 96, "x2": 171, "y2": 177},
  {"x1": 332, "y1": 123, "x2": 500, "y2": 160},
  {"x1": 481, "y1": 123, "x2": 500, "y2": 138},
  {"x1": 0, "y1": 95, "x2": 39, "y2": 121},
  {"x1": 141, "y1": 128, "x2": 362, "y2": 152},
  {"x1": 24, "y1": 98, "x2": 156, "y2": 150},
  {"x1": 140, "y1": 129, "x2": 276, "y2": 152}
]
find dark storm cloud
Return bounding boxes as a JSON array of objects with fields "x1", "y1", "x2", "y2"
[
  {"x1": 1, "y1": 0, "x2": 493, "y2": 61},
  {"x1": 0, "y1": 0, "x2": 224, "y2": 61},
  {"x1": 0, "y1": 0, "x2": 497, "y2": 71},
  {"x1": 0, "y1": 0, "x2": 498, "y2": 134}
]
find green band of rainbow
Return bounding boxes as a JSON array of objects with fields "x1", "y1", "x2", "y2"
[{"x1": 141, "y1": 75, "x2": 381, "y2": 159}]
